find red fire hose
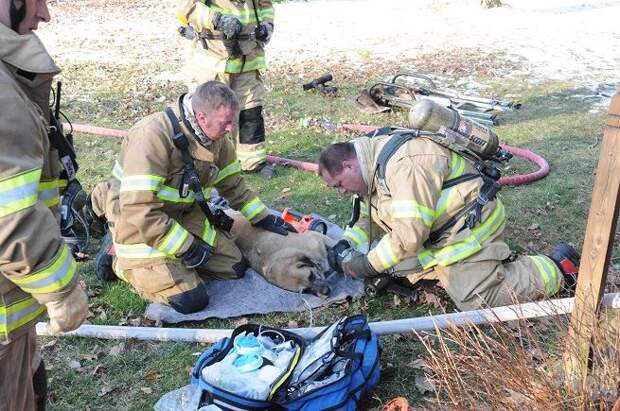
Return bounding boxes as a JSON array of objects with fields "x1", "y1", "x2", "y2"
[{"x1": 67, "y1": 122, "x2": 549, "y2": 186}]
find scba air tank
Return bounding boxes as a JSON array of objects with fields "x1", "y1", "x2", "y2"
[{"x1": 407, "y1": 99, "x2": 500, "y2": 159}]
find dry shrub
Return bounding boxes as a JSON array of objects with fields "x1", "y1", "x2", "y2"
[{"x1": 417, "y1": 299, "x2": 619, "y2": 410}]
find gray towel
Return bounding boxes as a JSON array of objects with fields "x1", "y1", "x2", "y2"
[{"x1": 145, "y1": 269, "x2": 363, "y2": 323}]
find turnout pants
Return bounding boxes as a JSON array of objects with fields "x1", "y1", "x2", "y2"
[
  {"x1": 112, "y1": 207, "x2": 246, "y2": 314},
  {"x1": 0, "y1": 327, "x2": 38, "y2": 411},
  {"x1": 185, "y1": 68, "x2": 267, "y2": 171},
  {"x1": 397, "y1": 228, "x2": 564, "y2": 311}
]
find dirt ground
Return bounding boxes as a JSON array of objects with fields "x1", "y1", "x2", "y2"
[{"x1": 42, "y1": 0, "x2": 620, "y2": 84}]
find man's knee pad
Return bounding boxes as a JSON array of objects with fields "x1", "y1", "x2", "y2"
[
  {"x1": 33, "y1": 359, "x2": 47, "y2": 411},
  {"x1": 168, "y1": 282, "x2": 210, "y2": 314},
  {"x1": 231, "y1": 258, "x2": 248, "y2": 279},
  {"x1": 238, "y1": 106, "x2": 265, "y2": 145}
]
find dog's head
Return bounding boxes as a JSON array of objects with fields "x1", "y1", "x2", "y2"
[{"x1": 262, "y1": 232, "x2": 337, "y2": 298}]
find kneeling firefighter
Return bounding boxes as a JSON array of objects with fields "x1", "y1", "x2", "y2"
[
  {"x1": 176, "y1": 0, "x2": 276, "y2": 178},
  {"x1": 89, "y1": 81, "x2": 294, "y2": 314},
  {"x1": 1, "y1": 2, "x2": 88, "y2": 410},
  {"x1": 319, "y1": 101, "x2": 579, "y2": 310}
]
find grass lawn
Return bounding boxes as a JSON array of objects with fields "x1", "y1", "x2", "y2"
[{"x1": 41, "y1": 50, "x2": 609, "y2": 410}]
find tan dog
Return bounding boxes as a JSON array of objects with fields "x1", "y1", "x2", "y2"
[{"x1": 227, "y1": 211, "x2": 337, "y2": 297}]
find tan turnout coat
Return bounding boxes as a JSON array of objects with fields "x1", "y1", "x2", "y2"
[
  {"x1": 0, "y1": 26, "x2": 79, "y2": 344},
  {"x1": 104, "y1": 102, "x2": 269, "y2": 269}
]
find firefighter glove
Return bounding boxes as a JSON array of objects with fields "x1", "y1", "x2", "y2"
[
  {"x1": 253, "y1": 214, "x2": 296, "y2": 236},
  {"x1": 342, "y1": 251, "x2": 381, "y2": 279},
  {"x1": 45, "y1": 284, "x2": 88, "y2": 335},
  {"x1": 212, "y1": 12, "x2": 242, "y2": 38},
  {"x1": 180, "y1": 237, "x2": 214, "y2": 269},
  {"x1": 255, "y1": 22, "x2": 273, "y2": 43},
  {"x1": 327, "y1": 239, "x2": 352, "y2": 273}
]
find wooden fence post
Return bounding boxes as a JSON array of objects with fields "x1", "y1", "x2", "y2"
[{"x1": 564, "y1": 88, "x2": 620, "y2": 386}]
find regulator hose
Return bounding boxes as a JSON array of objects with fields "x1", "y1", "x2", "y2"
[{"x1": 67, "y1": 122, "x2": 549, "y2": 186}]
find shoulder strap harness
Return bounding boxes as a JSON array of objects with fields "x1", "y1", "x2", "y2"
[
  {"x1": 357, "y1": 127, "x2": 501, "y2": 246},
  {"x1": 164, "y1": 102, "x2": 233, "y2": 232}
]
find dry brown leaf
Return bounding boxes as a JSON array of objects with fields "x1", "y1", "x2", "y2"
[
  {"x1": 144, "y1": 370, "x2": 162, "y2": 381},
  {"x1": 414, "y1": 374, "x2": 435, "y2": 395},
  {"x1": 42, "y1": 339, "x2": 57, "y2": 350},
  {"x1": 392, "y1": 294, "x2": 401, "y2": 307},
  {"x1": 409, "y1": 358, "x2": 432, "y2": 372},
  {"x1": 233, "y1": 317, "x2": 249, "y2": 327},
  {"x1": 68, "y1": 360, "x2": 83, "y2": 373},
  {"x1": 91, "y1": 364, "x2": 104, "y2": 376},
  {"x1": 140, "y1": 387, "x2": 153, "y2": 395},
  {"x1": 109, "y1": 343, "x2": 125, "y2": 357},
  {"x1": 98, "y1": 386, "x2": 114, "y2": 397},
  {"x1": 420, "y1": 291, "x2": 442, "y2": 309}
]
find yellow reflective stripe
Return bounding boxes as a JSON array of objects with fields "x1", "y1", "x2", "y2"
[
  {"x1": 529, "y1": 255, "x2": 561, "y2": 295},
  {"x1": 176, "y1": 10, "x2": 189, "y2": 25},
  {"x1": 114, "y1": 242, "x2": 168, "y2": 259},
  {"x1": 10, "y1": 244, "x2": 77, "y2": 294},
  {"x1": 433, "y1": 187, "x2": 456, "y2": 222},
  {"x1": 38, "y1": 179, "x2": 60, "y2": 208},
  {"x1": 390, "y1": 200, "x2": 435, "y2": 227},
  {"x1": 418, "y1": 201, "x2": 506, "y2": 269},
  {"x1": 213, "y1": 160, "x2": 242, "y2": 185},
  {"x1": 343, "y1": 226, "x2": 368, "y2": 247},
  {"x1": 112, "y1": 160, "x2": 124, "y2": 180},
  {"x1": 157, "y1": 185, "x2": 196, "y2": 204},
  {"x1": 374, "y1": 236, "x2": 400, "y2": 270},
  {"x1": 206, "y1": 4, "x2": 268, "y2": 24},
  {"x1": 359, "y1": 200, "x2": 369, "y2": 217},
  {"x1": 0, "y1": 168, "x2": 42, "y2": 217},
  {"x1": 448, "y1": 152, "x2": 465, "y2": 179},
  {"x1": 120, "y1": 174, "x2": 165, "y2": 192},
  {"x1": 225, "y1": 56, "x2": 266, "y2": 74},
  {"x1": 202, "y1": 219, "x2": 217, "y2": 246},
  {"x1": 157, "y1": 222, "x2": 190, "y2": 256},
  {"x1": 258, "y1": 7, "x2": 274, "y2": 20},
  {"x1": 240, "y1": 197, "x2": 266, "y2": 221},
  {"x1": 0, "y1": 297, "x2": 46, "y2": 337}
]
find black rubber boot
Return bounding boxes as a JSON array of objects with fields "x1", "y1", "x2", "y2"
[
  {"x1": 255, "y1": 162, "x2": 277, "y2": 179},
  {"x1": 95, "y1": 230, "x2": 117, "y2": 282},
  {"x1": 549, "y1": 244, "x2": 580, "y2": 291},
  {"x1": 82, "y1": 194, "x2": 107, "y2": 239}
]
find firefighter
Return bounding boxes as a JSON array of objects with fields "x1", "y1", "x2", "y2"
[
  {"x1": 176, "y1": 0, "x2": 276, "y2": 178},
  {"x1": 90, "y1": 81, "x2": 294, "y2": 314},
  {"x1": 0, "y1": 1, "x2": 89, "y2": 410},
  {"x1": 319, "y1": 135, "x2": 580, "y2": 310}
]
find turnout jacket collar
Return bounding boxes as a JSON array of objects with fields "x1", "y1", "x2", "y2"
[
  {"x1": 352, "y1": 136, "x2": 381, "y2": 199},
  {"x1": 0, "y1": 24, "x2": 59, "y2": 76}
]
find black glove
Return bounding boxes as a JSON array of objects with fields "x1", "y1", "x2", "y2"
[
  {"x1": 254, "y1": 22, "x2": 273, "y2": 42},
  {"x1": 211, "y1": 12, "x2": 242, "y2": 38},
  {"x1": 253, "y1": 214, "x2": 296, "y2": 236},
  {"x1": 342, "y1": 251, "x2": 381, "y2": 279},
  {"x1": 327, "y1": 239, "x2": 351, "y2": 273},
  {"x1": 180, "y1": 237, "x2": 214, "y2": 269}
]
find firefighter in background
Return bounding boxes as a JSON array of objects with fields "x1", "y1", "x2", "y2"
[
  {"x1": 176, "y1": 0, "x2": 276, "y2": 178},
  {"x1": 0, "y1": 1, "x2": 89, "y2": 410},
  {"x1": 89, "y1": 81, "x2": 294, "y2": 314},
  {"x1": 320, "y1": 137, "x2": 580, "y2": 310}
]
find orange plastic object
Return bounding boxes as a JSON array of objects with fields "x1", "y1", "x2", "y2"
[
  {"x1": 381, "y1": 397, "x2": 411, "y2": 411},
  {"x1": 281, "y1": 208, "x2": 315, "y2": 233}
]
